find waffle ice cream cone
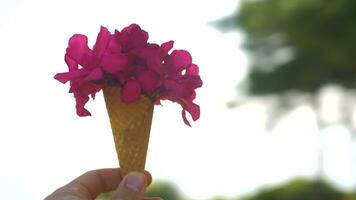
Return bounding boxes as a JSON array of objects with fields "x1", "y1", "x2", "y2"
[{"x1": 103, "y1": 86, "x2": 154, "y2": 176}]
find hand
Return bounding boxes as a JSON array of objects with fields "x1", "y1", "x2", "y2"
[{"x1": 45, "y1": 168, "x2": 162, "y2": 200}]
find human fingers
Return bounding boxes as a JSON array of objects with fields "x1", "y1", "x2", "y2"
[
  {"x1": 45, "y1": 168, "x2": 152, "y2": 200},
  {"x1": 45, "y1": 168, "x2": 122, "y2": 200},
  {"x1": 110, "y1": 172, "x2": 147, "y2": 200}
]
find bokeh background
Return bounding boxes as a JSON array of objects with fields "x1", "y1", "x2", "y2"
[{"x1": 0, "y1": 0, "x2": 356, "y2": 199}]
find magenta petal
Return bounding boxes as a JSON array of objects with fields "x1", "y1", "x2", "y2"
[
  {"x1": 54, "y1": 68, "x2": 89, "y2": 83},
  {"x1": 54, "y1": 72, "x2": 71, "y2": 83},
  {"x1": 140, "y1": 44, "x2": 165, "y2": 75},
  {"x1": 115, "y1": 72, "x2": 129, "y2": 85},
  {"x1": 66, "y1": 34, "x2": 91, "y2": 67},
  {"x1": 92, "y1": 26, "x2": 111, "y2": 61},
  {"x1": 163, "y1": 79, "x2": 184, "y2": 97},
  {"x1": 185, "y1": 101, "x2": 200, "y2": 121},
  {"x1": 101, "y1": 54, "x2": 127, "y2": 74},
  {"x1": 182, "y1": 76, "x2": 203, "y2": 91},
  {"x1": 148, "y1": 62, "x2": 165, "y2": 76},
  {"x1": 74, "y1": 93, "x2": 91, "y2": 116},
  {"x1": 107, "y1": 35, "x2": 122, "y2": 53},
  {"x1": 119, "y1": 24, "x2": 149, "y2": 51},
  {"x1": 77, "y1": 81, "x2": 101, "y2": 96},
  {"x1": 137, "y1": 70, "x2": 159, "y2": 94},
  {"x1": 84, "y1": 68, "x2": 103, "y2": 81},
  {"x1": 121, "y1": 80, "x2": 141, "y2": 103},
  {"x1": 179, "y1": 100, "x2": 200, "y2": 126},
  {"x1": 188, "y1": 91, "x2": 197, "y2": 101},
  {"x1": 168, "y1": 50, "x2": 192, "y2": 72},
  {"x1": 161, "y1": 40, "x2": 174, "y2": 54},
  {"x1": 181, "y1": 109, "x2": 191, "y2": 127},
  {"x1": 187, "y1": 64, "x2": 199, "y2": 75},
  {"x1": 64, "y1": 54, "x2": 78, "y2": 71}
]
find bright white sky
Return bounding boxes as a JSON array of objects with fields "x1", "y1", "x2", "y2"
[{"x1": 0, "y1": 0, "x2": 355, "y2": 199}]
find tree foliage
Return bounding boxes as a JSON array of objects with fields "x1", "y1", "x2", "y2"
[
  {"x1": 221, "y1": 0, "x2": 356, "y2": 95},
  {"x1": 145, "y1": 181, "x2": 182, "y2": 200},
  {"x1": 95, "y1": 179, "x2": 356, "y2": 200},
  {"x1": 240, "y1": 179, "x2": 352, "y2": 200}
]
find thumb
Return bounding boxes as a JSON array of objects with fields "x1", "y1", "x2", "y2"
[{"x1": 111, "y1": 172, "x2": 147, "y2": 200}]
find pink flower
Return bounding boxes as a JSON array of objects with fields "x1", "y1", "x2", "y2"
[
  {"x1": 155, "y1": 51, "x2": 203, "y2": 126},
  {"x1": 55, "y1": 24, "x2": 203, "y2": 126},
  {"x1": 121, "y1": 80, "x2": 141, "y2": 103},
  {"x1": 54, "y1": 26, "x2": 112, "y2": 116},
  {"x1": 137, "y1": 70, "x2": 159, "y2": 94},
  {"x1": 101, "y1": 35, "x2": 127, "y2": 74},
  {"x1": 116, "y1": 24, "x2": 149, "y2": 52}
]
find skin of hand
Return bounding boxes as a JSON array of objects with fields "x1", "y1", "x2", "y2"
[{"x1": 45, "y1": 168, "x2": 162, "y2": 200}]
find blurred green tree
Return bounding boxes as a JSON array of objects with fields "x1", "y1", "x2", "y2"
[
  {"x1": 217, "y1": 0, "x2": 356, "y2": 180},
  {"x1": 219, "y1": 0, "x2": 356, "y2": 95},
  {"x1": 145, "y1": 181, "x2": 182, "y2": 200},
  {"x1": 218, "y1": 0, "x2": 356, "y2": 128},
  {"x1": 239, "y1": 178, "x2": 353, "y2": 200},
  {"x1": 95, "y1": 179, "x2": 356, "y2": 200},
  {"x1": 211, "y1": 196, "x2": 228, "y2": 200}
]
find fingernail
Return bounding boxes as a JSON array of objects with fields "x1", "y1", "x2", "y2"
[{"x1": 124, "y1": 172, "x2": 145, "y2": 192}]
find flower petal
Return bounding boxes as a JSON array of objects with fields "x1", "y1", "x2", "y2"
[
  {"x1": 161, "y1": 40, "x2": 174, "y2": 55},
  {"x1": 188, "y1": 91, "x2": 196, "y2": 101},
  {"x1": 79, "y1": 81, "x2": 102, "y2": 96},
  {"x1": 187, "y1": 64, "x2": 199, "y2": 75},
  {"x1": 107, "y1": 35, "x2": 122, "y2": 53},
  {"x1": 180, "y1": 100, "x2": 200, "y2": 126},
  {"x1": 54, "y1": 68, "x2": 89, "y2": 83},
  {"x1": 54, "y1": 72, "x2": 71, "y2": 84},
  {"x1": 140, "y1": 44, "x2": 165, "y2": 75},
  {"x1": 73, "y1": 92, "x2": 91, "y2": 116},
  {"x1": 66, "y1": 34, "x2": 91, "y2": 67},
  {"x1": 184, "y1": 101, "x2": 200, "y2": 121},
  {"x1": 167, "y1": 50, "x2": 192, "y2": 73},
  {"x1": 120, "y1": 80, "x2": 141, "y2": 103},
  {"x1": 101, "y1": 54, "x2": 127, "y2": 74},
  {"x1": 181, "y1": 109, "x2": 191, "y2": 127},
  {"x1": 92, "y1": 26, "x2": 111, "y2": 62},
  {"x1": 64, "y1": 54, "x2": 78, "y2": 71},
  {"x1": 182, "y1": 75, "x2": 203, "y2": 91},
  {"x1": 118, "y1": 24, "x2": 149, "y2": 52},
  {"x1": 163, "y1": 79, "x2": 184, "y2": 98},
  {"x1": 137, "y1": 70, "x2": 159, "y2": 94},
  {"x1": 84, "y1": 67, "x2": 103, "y2": 81}
]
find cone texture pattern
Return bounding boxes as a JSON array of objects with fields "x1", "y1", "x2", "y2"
[{"x1": 103, "y1": 86, "x2": 154, "y2": 176}]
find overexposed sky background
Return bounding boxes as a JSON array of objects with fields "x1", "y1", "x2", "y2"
[{"x1": 0, "y1": 0, "x2": 355, "y2": 199}]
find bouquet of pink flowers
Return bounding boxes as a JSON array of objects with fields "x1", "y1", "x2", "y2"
[{"x1": 55, "y1": 24, "x2": 202, "y2": 175}]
